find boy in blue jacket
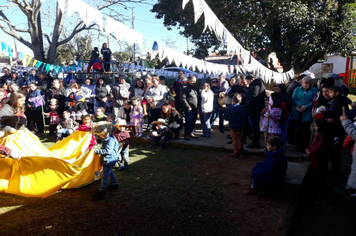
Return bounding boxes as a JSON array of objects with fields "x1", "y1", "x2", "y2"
[
  {"x1": 91, "y1": 121, "x2": 119, "y2": 201},
  {"x1": 243, "y1": 136, "x2": 287, "y2": 195},
  {"x1": 224, "y1": 94, "x2": 246, "y2": 158}
]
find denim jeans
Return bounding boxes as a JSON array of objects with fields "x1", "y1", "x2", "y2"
[
  {"x1": 57, "y1": 128, "x2": 73, "y2": 138},
  {"x1": 249, "y1": 115, "x2": 261, "y2": 147},
  {"x1": 200, "y1": 112, "x2": 212, "y2": 137},
  {"x1": 152, "y1": 135, "x2": 171, "y2": 148},
  {"x1": 184, "y1": 109, "x2": 198, "y2": 136},
  {"x1": 100, "y1": 165, "x2": 117, "y2": 191},
  {"x1": 210, "y1": 100, "x2": 225, "y2": 132},
  {"x1": 280, "y1": 116, "x2": 290, "y2": 147},
  {"x1": 118, "y1": 148, "x2": 129, "y2": 167}
]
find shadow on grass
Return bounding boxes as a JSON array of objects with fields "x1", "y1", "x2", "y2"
[{"x1": 0, "y1": 142, "x2": 292, "y2": 236}]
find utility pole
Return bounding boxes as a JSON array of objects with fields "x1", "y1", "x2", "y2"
[
  {"x1": 186, "y1": 37, "x2": 189, "y2": 55},
  {"x1": 132, "y1": 8, "x2": 135, "y2": 65}
]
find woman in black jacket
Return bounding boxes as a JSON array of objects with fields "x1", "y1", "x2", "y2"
[
  {"x1": 45, "y1": 79, "x2": 66, "y2": 117},
  {"x1": 159, "y1": 103, "x2": 183, "y2": 139},
  {"x1": 95, "y1": 78, "x2": 109, "y2": 112}
]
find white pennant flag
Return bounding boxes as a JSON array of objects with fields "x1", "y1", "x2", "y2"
[
  {"x1": 105, "y1": 16, "x2": 116, "y2": 36},
  {"x1": 57, "y1": 0, "x2": 66, "y2": 13},
  {"x1": 66, "y1": 0, "x2": 79, "y2": 18},
  {"x1": 182, "y1": 0, "x2": 190, "y2": 9},
  {"x1": 192, "y1": 0, "x2": 205, "y2": 23}
]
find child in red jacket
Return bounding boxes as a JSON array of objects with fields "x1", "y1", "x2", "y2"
[
  {"x1": 306, "y1": 119, "x2": 330, "y2": 194},
  {"x1": 78, "y1": 114, "x2": 97, "y2": 150}
]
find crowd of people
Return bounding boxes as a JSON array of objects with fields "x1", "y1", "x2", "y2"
[{"x1": 0, "y1": 63, "x2": 355, "y2": 201}]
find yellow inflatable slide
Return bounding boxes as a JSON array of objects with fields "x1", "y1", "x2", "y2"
[{"x1": 0, "y1": 129, "x2": 102, "y2": 198}]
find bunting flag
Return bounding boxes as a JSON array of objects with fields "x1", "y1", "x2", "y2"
[{"x1": 182, "y1": 0, "x2": 294, "y2": 81}]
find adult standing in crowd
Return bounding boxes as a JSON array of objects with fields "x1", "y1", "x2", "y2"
[
  {"x1": 37, "y1": 71, "x2": 52, "y2": 93},
  {"x1": 200, "y1": 82, "x2": 214, "y2": 138},
  {"x1": 94, "y1": 77, "x2": 109, "y2": 112},
  {"x1": 271, "y1": 83, "x2": 294, "y2": 146},
  {"x1": 210, "y1": 74, "x2": 229, "y2": 134},
  {"x1": 173, "y1": 70, "x2": 187, "y2": 115},
  {"x1": 288, "y1": 76, "x2": 318, "y2": 151},
  {"x1": 112, "y1": 74, "x2": 131, "y2": 118},
  {"x1": 181, "y1": 76, "x2": 199, "y2": 141},
  {"x1": 244, "y1": 74, "x2": 266, "y2": 148},
  {"x1": 287, "y1": 74, "x2": 304, "y2": 96},
  {"x1": 101, "y1": 43, "x2": 112, "y2": 72},
  {"x1": 81, "y1": 78, "x2": 95, "y2": 114},
  {"x1": 145, "y1": 76, "x2": 167, "y2": 127},
  {"x1": 26, "y1": 82, "x2": 44, "y2": 135},
  {"x1": 46, "y1": 79, "x2": 66, "y2": 117},
  {"x1": 0, "y1": 67, "x2": 11, "y2": 86},
  {"x1": 224, "y1": 76, "x2": 238, "y2": 107},
  {"x1": 8, "y1": 70, "x2": 23, "y2": 88}
]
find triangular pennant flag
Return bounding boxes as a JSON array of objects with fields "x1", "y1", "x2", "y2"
[{"x1": 182, "y1": 0, "x2": 190, "y2": 9}]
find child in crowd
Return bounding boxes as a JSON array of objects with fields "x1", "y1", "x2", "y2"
[
  {"x1": 260, "y1": 96, "x2": 282, "y2": 151},
  {"x1": 150, "y1": 118, "x2": 172, "y2": 150},
  {"x1": 43, "y1": 98, "x2": 61, "y2": 136},
  {"x1": 56, "y1": 111, "x2": 79, "y2": 141},
  {"x1": 224, "y1": 94, "x2": 246, "y2": 158},
  {"x1": 305, "y1": 119, "x2": 329, "y2": 194},
  {"x1": 106, "y1": 114, "x2": 116, "y2": 124},
  {"x1": 323, "y1": 86, "x2": 351, "y2": 178},
  {"x1": 95, "y1": 107, "x2": 107, "y2": 122},
  {"x1": 130, "y1": 96, "x2": 143, "y2": 137},
  {"x1": 78, "y1": 114, "x2": 97, "y2": 151},
  {"x1": 243, "y1": 136, "x2": 287, "y2": 195},
  {"x1": 105, "y1": 95, "x2": 113, "y2": 115},
  {"x1": 27, "y1": 82, "x2": 45, "y2": 135},
  {"x1": 91, "y1": 121, "x2": 119, "y2": 201},
  {"x1": 113, "y1": 119, "x2": 131, "y2": 171}
]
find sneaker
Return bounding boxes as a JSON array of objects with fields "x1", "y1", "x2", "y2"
[
  {"x1": 91, "y1": 191, "x2": 106, "y2": 201},
  {"x1": 243, "y1": 188, "x2": 257, "y2": 195},
  {"x1": 106, "y1": 184, "x2": 119, "y2": 190},
  {"x1": 184, "y1": 136, "x2": 191, "y2": 141},
  {"x1": 137, "y1": 134, "x2": 142, "y2": 137},
  {"x1": 344, "y1": 192, "x2": 356, "y2": 201},
  {"x1": 286, "y1": 141, "x2": 296, "y2": 146},
  {"x1": 229, "y1": 153, "x2": 241, "y2": 158}
]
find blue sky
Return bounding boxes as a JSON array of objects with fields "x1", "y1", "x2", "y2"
[{"x1": 0, "y1": 0, "x2": 193, "y2": 57}]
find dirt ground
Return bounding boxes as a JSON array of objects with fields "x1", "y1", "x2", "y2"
[{"x1": 0, "y1": 144, "x2": 293, "y2": 236}]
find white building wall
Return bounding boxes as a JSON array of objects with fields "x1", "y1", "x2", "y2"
[{"x1": 308, "y1": 55, "x2": 347, "y2": 75}]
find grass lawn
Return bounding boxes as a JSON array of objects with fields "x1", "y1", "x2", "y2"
[{"x1": 0, "y1": 141, "x2": 293, "y2": 236}]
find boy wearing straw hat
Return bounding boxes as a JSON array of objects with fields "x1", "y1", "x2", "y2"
[
  {"x1": 113, "y1": 119, "x2": 131, "y2": 171},
  {"x1": 151, "y1": 118, "x2": 172, "y2": 150}
]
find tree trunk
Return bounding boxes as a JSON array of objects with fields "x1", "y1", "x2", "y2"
[{"x1": 47, "y1": 3, "x2": 65, "y2": 64}]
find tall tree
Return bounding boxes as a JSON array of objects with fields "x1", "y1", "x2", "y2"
[
  {"x1": 0, "y1": 0, "x2": 149, "y2": 64},
  {"x1": 151, "y1": 0, "x2": 356, "y2": 72}
]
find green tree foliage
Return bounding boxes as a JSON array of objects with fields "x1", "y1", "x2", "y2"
[
  {"x1": 55, "y1": 35, "x2": 92, "y2": 65},
  {"x1": 151, "y1": 0, "x2": 356, "y2": 72}
]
